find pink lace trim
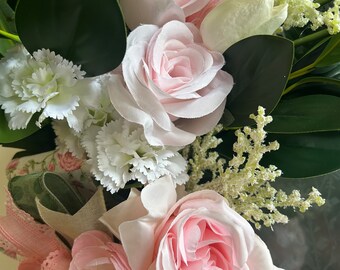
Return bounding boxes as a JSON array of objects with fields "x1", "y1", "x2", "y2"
[
  {"x1": 0, "y1": 190, "x2": 69, "y2": 263},
  {"x1": 41, "y1": 250, "x2": 71, "y2": 270}
]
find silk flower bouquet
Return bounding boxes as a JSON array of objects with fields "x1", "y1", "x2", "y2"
[{"x1": 0, "y1": 0, "x2": 339, "y2": 269}]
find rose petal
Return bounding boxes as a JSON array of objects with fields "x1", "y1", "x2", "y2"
[
  {"x1": 120, "y1": 0, "x2": 185, "y2": 29},
  {"x1": 107, "y1": 74, "x2": 196, "y2": 146},
  {"x1": 163, "y1": 70, "x2": 232, "y2": 118}
]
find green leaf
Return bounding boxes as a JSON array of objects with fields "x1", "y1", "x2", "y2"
[
  {"x1": 315, "y1": 33, "x2": 340, "y2": 67},
  {"x1": 266, "y1": 94, "x2": 340, "y2": 133},
  {"x1": 219, "y1": 108, "x2": 235, "y2": 127},
  {"x1": 0, "y1": 0, "x2": 16, "y2": 33},
  {"x1": 8, "y1": 172, "x2": 84, "y2": 221},
  {"x1": 312, "y1": 63, "x2": 340, "y2": 80},
  {"x1": 0, "y1": 37, "x2": 14, "y2": 55},
  {"x1": 222, "y1": 35, "x2": 293, "y2": 127},
  {"x1": 261, "y1": 131, "x2": 340, "y2": 178},
  {"x1": 15, "y1": 0, "x2": 126, "y2": 77},
  {"x1": 0, "y1": 109, "x2": 40, "y2": 143},
  {"x1": 1, "y1": 123, "x2": 56, "y2": 158},
  {"x1": 284, "y1": 76, "x2": 340, "y2": 95}
]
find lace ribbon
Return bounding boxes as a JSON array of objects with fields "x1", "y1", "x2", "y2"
[{"x1": 0, "y1": 190, "x2": 69, "y2": 265}]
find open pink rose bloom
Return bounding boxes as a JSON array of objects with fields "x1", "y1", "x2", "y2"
[
  {"x1": 108, "y1": 20, "x2": 233, "y2": 146},
  {"x1": 101, "y1": 177, "x2": 281, "y2": 270}
]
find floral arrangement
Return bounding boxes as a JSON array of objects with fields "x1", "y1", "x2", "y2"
[{"x1": 0, "y1": 0, "x2": 339, "y2": 269}]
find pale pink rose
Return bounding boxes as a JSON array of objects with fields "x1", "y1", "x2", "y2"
[
  {"x1": 119, "y1": 0, "x2": 220, "y2": 30},
  {"x1": 69, "y1": 230, "x2": 131, "y2": 270},
  {"x1": 57, "y1": 152, "x2": 83, "y2": 172},
  {"x1": 108, "y1": 21, "x2": 233, "y2": 147},
  {"x1": 103, "y1": 177, "x2": 279, "y2": 270}
]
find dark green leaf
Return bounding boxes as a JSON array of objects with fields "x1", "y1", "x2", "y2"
[
  {"x1": 8, "y1": 172, "x2": 84, "y2": 221},
  {"x1": 284, "y1": 76, "x2": 340, "y2": 96},
  {"x1": 312, "y1": 63, "x2": 340, "y2": 80},
  {"x1": 266, "y1": 94, "x2": 340, "y2": 133},
  {"x1": 15, "y1": 0, "x2": 126, "y2": 76},
  {"x1": 315, "y1": 33, "x2": 340, "y2": 67},
  {"x1": 223, "y1": 35, "x2": 293, "y2": 127},
  {"x1": 219, "y1": 108, "x2": 234, "y2": 127},
  {"x1": 0, "y1": 109, "x2": 40, "y2": 143},
  {"x1": 262, "y1": 131, "x2": 340, "y2": 178},
  {"x1": 1, "y1": 123, "x2": 56, "y2": 158},
  {"x1": 291, "y1": 36, "x2": 330, "y2": 72}
]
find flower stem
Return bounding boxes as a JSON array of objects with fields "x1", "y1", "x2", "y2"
[
  {"x1": 0, "y1": 29, "x2": 20, "y2": 42},
  {"x1": 294, "y1": 29, "x2": 329, "y2": 47}
]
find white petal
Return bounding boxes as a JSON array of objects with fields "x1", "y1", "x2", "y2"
[
  {"x1": 201, "y1": 0, "x2": 285, "y2": 52},
  {"x1": 8, "y1": 110, "x2": 33, "y2": 129},
  {"x1": 253, "y1": 4, "x2": 288, "y2": 35},
  {"x1": 141, "y1": 175, "x2": 177, "y2": 217},
  {"x1": 247, "y1": 235, "x2": 278, "y2": 270},
  {"x1": 42, "y1": 93, "x2": 79, "y2": 120}
]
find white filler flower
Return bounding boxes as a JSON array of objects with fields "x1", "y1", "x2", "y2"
[
  {"x1": 0, "y1": 46, "x2": 95, "y2": 130},
  {"x1": 82, "y1": 118, "x2": 188, "y2": 193}
]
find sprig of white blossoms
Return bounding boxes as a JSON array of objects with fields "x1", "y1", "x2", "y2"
[
  {"x1": 0, "y1": 46, "x2": 99, "y2": 130},
  {"x1": 182, "y1": 106, "x2": 325, "y2": 229},
  {"x1": 276, "y1": 0, "x2": 340, "y2": 34},
  {"x1": 81, "y1": 118, "x2": 188, "y2": 193}
]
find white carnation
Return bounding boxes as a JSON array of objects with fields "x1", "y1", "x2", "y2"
[
  {"x1": 52, "y1": 120, "x2": 85, "y2": 158},
  {"x1": 81, "y1": 119, "x2": 188, "y2": 193},
  {"x1": 0, "y1": 46, "x2": 98, "y2": 130}
]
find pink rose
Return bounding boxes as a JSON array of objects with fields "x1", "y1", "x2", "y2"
[
  {"x1": 108, "y1": 21, "x2": 233, "y2": 146},
  {"x1": 119, "y1": 0, "x2": 220, "y2": 30},
  {"x1": 69, "y1": 230, "x2": 131, "y2": 270},
  {"x1": 57, "y1": 152, "x2": 83, "y2": 172},
  {"x1": 102, "y1": 177, "x2": 279, "y2": 270}
]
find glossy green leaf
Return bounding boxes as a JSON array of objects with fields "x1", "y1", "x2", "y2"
[
  {"x1": 284, "y1": 76, "x2": 340, "y2": 95},
  {"x1": 1, "y1": 123, "x2": 56, "y2": 158},
  {"x1": 312, "y1": 63, "x2": 340, "y2": 80},
  {"x1": 223, "y1": 35, "x2": 293, "y2": 127},
  {"x1": 315, "y1": 33, "x2": 340, "y2": 67},
  {"x1": 261, "y1": 131, "x2": 340, "y2": 178},
  {"x1": 266, "y1": 95, "x2": 340, "y2": 133},
  {"x1": 8, "y1": 172, "x2": 84, "y2": 221},
  {"x1": 0, "y1": 109, "x2": 40, "y2": 143},
  {"x1": 0, "y1": 0, "x2": 16, "y2": 33},
  {"x1": 291, "y1": 36, "x2": 330, "y2": 72},
  {"x1": 15, "y1": 0, "x2": 126, "y2": 77}
]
